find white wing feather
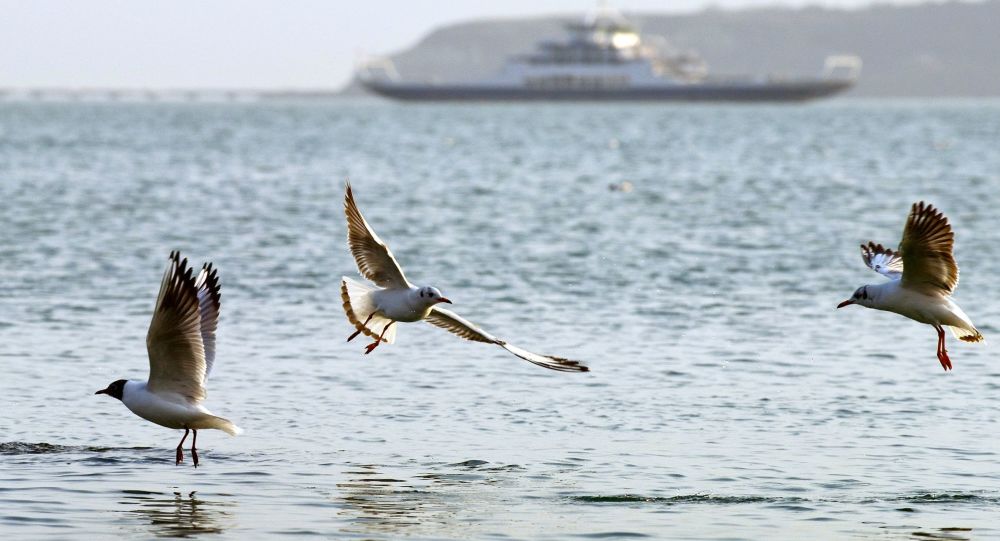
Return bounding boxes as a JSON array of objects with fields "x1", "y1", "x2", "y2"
[
  {"x1": 193, "y1": 263, "x2": 221, "y2": 379},
  {"x1": 425, "y1": 307, "x2": 588, "y2": 373},
  {"x1": 898, "y1": 201, "x2": 959, "y2": 295},
  {"x1": 860, "y1": 241, "x2": 903, "y2": 281},
  {"x1": 146, "y1": 252, "x2": 213, "y2": 402},
  {"x1": 344, "y1": 182, "x2": 410, "y2": 289}
]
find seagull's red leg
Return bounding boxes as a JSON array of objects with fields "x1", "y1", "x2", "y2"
[
  {"x1": 365, "y1": 321, "x2": 394, "y2": 354},
  {"x1": 191, "y1": 429, "x2": 199, "y2": 468},
  {"x1": 348, "y1": 313, "x2": 376, "y2": 342},
  {"x1": 176, "y1": 428, "x2": 189, "y2": 465},
  {"x1": 935, "y1": 325, "x2": 952, "y2": 371}
]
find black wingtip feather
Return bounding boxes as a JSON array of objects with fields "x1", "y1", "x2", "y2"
[{"x1": 536, "y1": 356, "x2": 590, "y2": 373}]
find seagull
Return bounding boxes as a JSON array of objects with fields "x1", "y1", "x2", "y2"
[
  {"x1": 96, "y1": 251, "x2": 242, "y2": 466},
  {"x1": 339, "y1": 182, "x2": 588, "y2": 372},
  {"x1": 837, "y1": 201, "x2": 984, "y2": 370}
]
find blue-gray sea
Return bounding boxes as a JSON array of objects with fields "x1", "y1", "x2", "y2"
[{"x1": 1, "y1": 99, "x2": 999, "y2": 540}]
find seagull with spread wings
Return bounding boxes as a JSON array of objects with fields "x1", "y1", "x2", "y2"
[
  {"x1": 837, "y1": 202, "x2": 984, "y2": 370},
  {"x1": 96, "y1": 251, "x2": 242, "y2": 466},
  {"x1": 339, "y1": 183, "x2": 588, "y2": 373}
]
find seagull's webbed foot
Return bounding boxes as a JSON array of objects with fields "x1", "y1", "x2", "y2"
[
  {"x1": 175, "y1": 428, "x2": 190, "y2": 466},
  {"x1": 363, "y1": 321, "x2": 394, "y2": 355},
  {"x1": 934, "y1": 325, "x2": 953, "y2": 371},
  {"x1": 938, "y1": 350, "x2": 953, "y2": 371},
  {"x1": 191, "y1": 429, "x2": 199, "y2": 468}
]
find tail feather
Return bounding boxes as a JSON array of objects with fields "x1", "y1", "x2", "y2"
[
  {"x1": 207, "y1": 415, "x2": 243, "y2": 436},
  {"x1": 341, "y1": 277, "x2": 396, "y2": 344},
  {"x1": 949, "y1": 325, "x2": 985, "y2": 344}
]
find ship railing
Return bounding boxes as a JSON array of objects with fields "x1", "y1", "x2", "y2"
[{"x1": 822, "y1": 55, "x2": 862, "y2": 81}]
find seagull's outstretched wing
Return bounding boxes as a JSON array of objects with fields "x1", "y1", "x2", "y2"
[
  {"x1": 425, "y1": 307, "x2": 589, "y2": 373},
  {"x1": 193, "y1": 262, "x2": 221, "y2": 379},
  {"x1": 860, "y1": 241, "x2": 903, "y2": 280},
  {"x1": 146, "y1": 251, "x2": 211, "y2": 402},
  {"x1": 344, "y1": 182, "x2": 410, "y2": 289},
  {"x1": 898, "y1": 201, "x2": 958, "y2": 295}
]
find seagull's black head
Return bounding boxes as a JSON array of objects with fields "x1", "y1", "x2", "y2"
[
  {"x1": 417, "y1": 286, "x2": 452, "y2": 306},
  {"x1": 837, "y1": 285, "x2": 870, "y2": 309},
  {"x1": 95, "y1": 379, "x2": 127, "y2": 401}
]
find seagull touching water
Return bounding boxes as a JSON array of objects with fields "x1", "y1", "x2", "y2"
[
  {"x1": 837, "y1": 202, "x2": 984, "y2": 370},
  {"x1": 340, "y1": 183, "x2": 589, "y2": 373},
  {"x1": 96, "y1": 251, "x2": 242, "y2": 466}
]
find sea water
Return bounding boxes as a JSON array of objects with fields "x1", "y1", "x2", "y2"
[{"x1": 1, "y1": 99, "x2": 998, "y2": 539}]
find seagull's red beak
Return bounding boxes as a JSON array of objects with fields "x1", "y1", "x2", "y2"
[
  {"x1": 437, "y1": 297, "x2": 452, "y2": 304},
  {"x1": 836, "y1": 299, "x2": 854, "y2": 309},
  {"x1": 95, "y1": 387, "x2": 109, "y2": 395}
]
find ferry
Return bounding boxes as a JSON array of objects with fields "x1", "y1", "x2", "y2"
[{"x1": 357, "y1": 8, "x2": 860, "y2": 102}]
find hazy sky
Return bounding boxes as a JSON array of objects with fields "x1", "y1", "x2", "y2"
[{"x1": 1, "y1": 0, "x2": 918, "y2": 89}]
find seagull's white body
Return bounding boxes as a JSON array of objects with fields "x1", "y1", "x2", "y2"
[
  {"x1": 121, "y1": 380, "x2": 233, "y2": 433},
  {"x1": 860, "y1": 280, "x2": 977, "y2": 335},
  {"x1": 97, "y1": 251, "x2": 241, "y2": 466},
  {"x1": 370, "y1": 287, "x2": 438, "y2": 323},
  {"x1": 340, "y1": 182, "x2": 588, "y2": 372},
  {"x1": 839, "y1": 202, "x2": 983, "y2": 370}
]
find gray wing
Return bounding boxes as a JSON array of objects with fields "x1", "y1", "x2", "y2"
[
  {"x1": 145, "y1": 251, "x2": 209, "y2": 402},
  {"x1": 344, "y1": 182, "x2": 410, "y2": 289},
  {"x1": 193, "y1": 262, "x2": 221, "y2": 379},
  {"x1": 860, "y1": 241, "x2": 903, "y2": 281},
  {"x1": 898, "y1": 201, "x2": 959, "y2": 295},
  {"x1": 425, "y1": 307, "x2": 589, "y2": 373}
]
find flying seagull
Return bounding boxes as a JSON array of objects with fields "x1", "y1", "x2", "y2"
[
  {"x1": 837, "y1": 201, "x2": 984, "y2": 370},
  {"x1": 340, "y1": 183, "x2": 588, "y2": 373},
  {"x1": 96, "y1": 251, "x2": 242, "y2": 466}
]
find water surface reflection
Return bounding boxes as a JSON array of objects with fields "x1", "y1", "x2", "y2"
[
  {"x1": 120, "y1": 490, "x2": 234, "y2": 538},
  {"x1": 336, "y1": 461, "x2": 519, "y2": 538},
  {"x1": 336, "y1": 464, "x2": 453, "y2": 537}
]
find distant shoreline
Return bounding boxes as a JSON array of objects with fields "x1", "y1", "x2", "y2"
[{"x1": 0, "y1": 89, "x2": 345, "y2": 102}]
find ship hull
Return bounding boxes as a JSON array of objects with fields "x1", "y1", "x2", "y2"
[{"x1": 361, "y1": 79, "x2": 853, "y2": 102}]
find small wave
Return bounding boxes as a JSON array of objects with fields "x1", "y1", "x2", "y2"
[
  {"x1": 1, "y1": 441, "x2": 170, "y2": 465},
  {"x1": 0, "y1": 442, "x2": 72, "y2": 455},
  {"x1": 884, "y1": 493, "x2": 997, "y2": 504},
  {"x1": 572, "y1": 494, "x2": 801, "y2": 504},
  {"x1": 575, "y1": 532, "x2": 651, "y2": 539},
  {"x1": 448, "y1": 459, "x2": 489, "y2": 468},
  {"x1": 1, "y1": 441, "x2": 158, "y2": 455},
  {"x1": 0, "y1": 442, "x2": 150, "y2": 455},
  {"x1": 908, "y1": 528, "x2": 974, "y2": 541},
  {"x1": 574, "y1": 492, "x2": 999, "y2": 507}
]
